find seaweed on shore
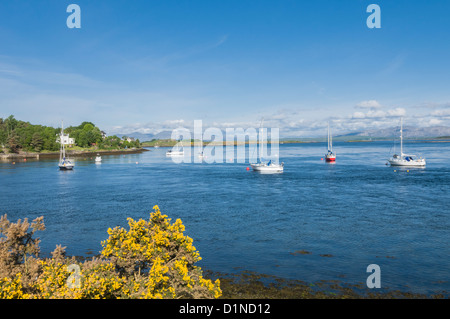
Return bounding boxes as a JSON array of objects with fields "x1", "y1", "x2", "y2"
[{"x1": 203, "y1": 270, "x2": 448, "y2": 299}]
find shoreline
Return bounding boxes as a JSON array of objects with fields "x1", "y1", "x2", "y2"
[
  {"x1": 0, "y1": 148, "x2": 149, "y2": 160},
  {"x1": 206, "y1": 270, "x2": 448, "y2": 299},
  {"x1": 70, "y1": 254, "x2": 446, "y2": 299},
  {"x1": 60, "y1": 252, "x2": 448, "y2": 299},
  {"x1": 66, "y1": 253, "x2": 450, "y2": 299}
]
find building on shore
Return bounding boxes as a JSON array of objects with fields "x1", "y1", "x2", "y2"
[{"x1": 56, "y1": 134, "x2": 75, "y2": 147}]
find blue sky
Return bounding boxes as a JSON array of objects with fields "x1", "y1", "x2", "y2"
[{"x1": 1, "y1": 0, "x2": 450, "y2": 137}]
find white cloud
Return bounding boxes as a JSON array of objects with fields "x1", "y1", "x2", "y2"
[
  {"x1": 431, "y1": 109, "x2": 450, "y2": 117},
  {"x1": 352, "y1": 111, "x2": 365, "y2": 119},
  {"x1": 355, "y1": 100, "x2": 382, "y2": 109},
  {"x1": 386, "y1": 108, "x2": 406, "y2": 117},
  {"x1": 428, "y1": 118, "x2": 442, "y2": 125},
  {"x1": 351, "y1": 106, "x2": 405, "y2": 120}
]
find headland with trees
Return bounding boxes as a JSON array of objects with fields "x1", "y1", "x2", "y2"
[{"x1": 0, "y1": 115, "x2": 143, "y2": 159}]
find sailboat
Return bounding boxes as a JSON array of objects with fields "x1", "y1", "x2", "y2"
[
  {"x1": 95, "y1": 154, "x2": 102, "y2": 163},
  {"x1": 58, "y1": 121, "x2": 74, "y2": 170},
  {"x1": 388, "y1": 118, "x2": 426, "y2": 167},
  {"x1": 325, "y1": 122, "x2": 336, "y2": 162},
  {"x1": 198, "y1": 151, "x2": 206, "y2": 160},
  {"x1": 250, "y1": 119, "x2": 284, "y2": 173}
]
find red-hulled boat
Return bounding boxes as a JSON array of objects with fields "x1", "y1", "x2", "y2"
[{"x1": 325, "y1": 122, "x2": 336, "y2": 162}]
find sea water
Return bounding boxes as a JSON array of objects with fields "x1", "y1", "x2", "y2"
[{"x1": 0, "y1": 141, "x2": 449, "y2": 295}]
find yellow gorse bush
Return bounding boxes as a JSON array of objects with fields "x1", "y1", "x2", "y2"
[
  {"x1": 101, "y1": 205, "x2": 221, "y2": 299},
  {"x1": 0, "y1": 206, "x2": 221, "y2": 299},
  {"x1": 0, "y1": 273, "x2": 29, "y2": 299}
]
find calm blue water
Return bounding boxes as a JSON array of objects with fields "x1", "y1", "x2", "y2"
[{"x1": 1, "y1": 141, "x2": 449, "y2": 295}]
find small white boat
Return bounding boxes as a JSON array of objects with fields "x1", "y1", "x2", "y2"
[
  {"x1": 166, "y1": 150, "x2": 184, "y2": 157},
  {"x1": 325, "y1": 122, "x2": 336, "y2": 162},
  {"x1": 388, "y1": 118, "x2": 426, "y2": 167},
  {"x1": 251, "y1": 160, "x2": 284, "y2": 173},
  {"x1": 95, "y1": 154, "x2": 102, "y2": 163},
  {"x1": 166, "y1": 145, "x2": 184, "y2": 157},
  {"x1": 58, "y1": 121, "x2": 74, "y2": 170}
]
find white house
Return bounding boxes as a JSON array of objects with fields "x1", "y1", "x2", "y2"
[{"x1": 57, "y1": 134, "x2": 75, "y2": 146}]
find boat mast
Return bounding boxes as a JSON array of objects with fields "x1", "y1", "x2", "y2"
[
  {"x1": 60, "y1": 121, "x2": 65, "y2": 161},
  {"x1": 259, "y1": 118, "x2": 264, "y2": 162},
  {"x1": 330, "y1": 123, "x2": 332, "y2": 152},
  {"x1": 400, "y1": 117, "x2": 403, "y2": 156},
  {"x1": 327, "y1": 122, "x2": 330, "y2": 151}
]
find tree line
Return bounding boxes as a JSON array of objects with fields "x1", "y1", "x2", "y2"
[{"x1": 0, "y1": 115, "x2": 140, "y2": 153}]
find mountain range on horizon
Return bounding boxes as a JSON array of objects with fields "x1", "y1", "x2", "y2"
[
  {"x1": 114, "y1": 125, "x2": 450, "y2": 142},
  {"x1": 336, "y1": 125, "x2": 450, "y2": 139}
]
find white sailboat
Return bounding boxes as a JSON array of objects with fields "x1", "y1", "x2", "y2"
[
  {"x1": 388, "y1": 118, "x2": 426, "y2": 167},
  {"x1": 325, "y1": 122, "x2": 336, "y2": 162},
  {"x1": 58, "y1": 121, "x2": 74, "y2": 170},
  {"x1": 250, "y1": 119, "x2": 284, "y2": 173},
  {"x1": 95, "y1": 154, "x2": 102, "y2": 163}
]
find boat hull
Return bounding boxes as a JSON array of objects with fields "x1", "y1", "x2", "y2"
[
  {"x1": 166, "y1": 151, "x2": 184, "y2": 157},
  {"x1": 325, "y1": 155, "x2": 336, "y2": 162},
  {"x1": 59, "y1": 165, "x2": 74, "y2": 170},
  {"x1": 251, "y1": 163, "x2": 284, "y2": 173},
  {"x1": 388, "y1": 159, "x2": 426, "y2": 167}
]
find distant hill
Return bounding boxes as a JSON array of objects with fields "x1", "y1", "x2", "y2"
[
  {"x1": 115, "y1": 131, "x2": 173, "y2": 141},
  {"x1": 339, "y1": 126, "x2": 450, "y2": 139},
  {"x1": 116, "y1": 125, "x2": 450, "y2": 142}
]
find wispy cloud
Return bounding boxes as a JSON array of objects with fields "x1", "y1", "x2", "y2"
[
  {"x1": 379, "y1": 54, "x2": 406, "y2": 76},
  {"x1": 118, "y1": 34, "x2": 229, "y2": 73},
  {"x1": 351, "y1": 100, "x2": 406, "y2": 121},
  {"x1": 2, "y1": 54, "x2": 450, "y2": 139},
  {"x1": 431, "y1": 109, "x2": 450, "y2": 117},
  {"x1": 111, "y1": 98, "x2": 450, "y2": 139},
  {"x1": 356, "y1": 100, "x2": 382, "y2": 109}
]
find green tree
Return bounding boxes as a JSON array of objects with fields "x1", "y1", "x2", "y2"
[
  {"x1": 0, "y1": 118, "x2": 7, "y2": 147},
  {"x1": 31, "y1": 132, "x2": 44, "y2": 152},
  {"x1": 42, "y1": 127, "x2": 58, "y2": 151},
  {"x1": 82, "y1": 123, "x2": 94, "y2": 132},
  {"x1": 5, "y1": 115, "x2": 18, "y2": 137},
  {"x1": 8, "y1": 135, "x2": 21, "y2": 153},
  {"x1": 76, "y1": 130, "x2": 89, "y2": 148}
]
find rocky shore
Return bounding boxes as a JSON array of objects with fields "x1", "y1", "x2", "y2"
[
  {"x1": 206, "y1": 270, "x2": 448, "y2": 299},
  {"x1": 0, "y1": 148, "x2": 149, "y2": 160}
]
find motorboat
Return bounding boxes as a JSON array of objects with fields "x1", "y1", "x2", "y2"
[
  {"x1": 250, "y1": 119, "x2": 284, "y2": 173},
  {"x1": 251, "y1": 160, "x2": 284, "y2": 173},
  {"x1": 166, "y1": 144, "x2": 184, "y2": 157}
]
